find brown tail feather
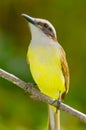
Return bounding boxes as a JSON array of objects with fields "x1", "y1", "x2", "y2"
[{"x1": 47, "y1": 105, "x2": 60, "y2": 130}]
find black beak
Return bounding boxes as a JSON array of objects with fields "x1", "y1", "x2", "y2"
[{"x1": 21, "y1": 14, "x2": 37, "y2": 27}]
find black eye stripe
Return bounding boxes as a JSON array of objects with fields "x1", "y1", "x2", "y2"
[
  {"x1": 37, "y1": 22, "x2": 41, "y2": 25},
  {"x1": 48, "y1": 27, "x2": 52, "y2": 32}
]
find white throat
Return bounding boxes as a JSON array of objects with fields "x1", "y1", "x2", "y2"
[{"x1": 29, "y1": 23, "x2": 54, "y2": 45}]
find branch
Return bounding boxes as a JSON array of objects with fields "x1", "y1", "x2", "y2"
[{"x1": 0, "y1": 68, "x2": 86, "y2": 123}]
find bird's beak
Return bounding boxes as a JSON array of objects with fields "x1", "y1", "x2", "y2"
[{"x1": 22, "y1": 14, "x2": 38, "y2": 27}]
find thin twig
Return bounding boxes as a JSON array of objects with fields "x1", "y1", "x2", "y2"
[{"x1": 0, "y1": 68, "x2": 86, "y2": 123}]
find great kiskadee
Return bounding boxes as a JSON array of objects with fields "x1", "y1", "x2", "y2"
[{"x1": 22, "y1": 14, "x2": 69, "y2": 130}]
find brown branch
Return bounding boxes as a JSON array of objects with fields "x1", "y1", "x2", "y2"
[{"x1": 0, "y1": 68, "x2": 86, "y2": 123}]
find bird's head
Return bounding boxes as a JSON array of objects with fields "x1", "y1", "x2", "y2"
[{"x1": 22, "y1": 14, "x2": 57, "y2": 41}]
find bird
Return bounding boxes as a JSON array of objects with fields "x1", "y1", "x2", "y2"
[{"x1": 22, "y1": 14, "x2": 69, "y2": 130}]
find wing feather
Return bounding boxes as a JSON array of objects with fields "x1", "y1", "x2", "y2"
[{"x1": 59, "y1": 45, "x2": 70, "y2": 100}]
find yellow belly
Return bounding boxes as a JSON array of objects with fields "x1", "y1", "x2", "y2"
[{"x1": 27, "y1": 44, "x2": 65, "y2": 99}]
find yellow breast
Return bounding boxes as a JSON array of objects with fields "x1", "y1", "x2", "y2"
[{"x1": 27, "y1": 42, "x2": 65, "y2": 99}]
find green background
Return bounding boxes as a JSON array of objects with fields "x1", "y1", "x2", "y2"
[{"x1": 0, "y1": 0, "x2": 86, "y2": 130}]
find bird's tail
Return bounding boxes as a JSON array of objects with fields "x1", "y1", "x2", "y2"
[{"x1": 47, "y1": 104, "x2": 60, "y2": 130}]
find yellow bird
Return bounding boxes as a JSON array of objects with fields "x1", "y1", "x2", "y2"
[{"x1": 22, "y1": 14, "x2": 69, "y2": 130}]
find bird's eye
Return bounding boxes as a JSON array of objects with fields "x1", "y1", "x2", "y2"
[{"x1": 43, "y1": 23, "x2": 48, "y2": 28}]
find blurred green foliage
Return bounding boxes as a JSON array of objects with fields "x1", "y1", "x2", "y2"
[{"x1": 0, "y1": 0, "x2": 86, "y2": 130}]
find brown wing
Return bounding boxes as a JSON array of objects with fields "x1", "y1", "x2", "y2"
[{"x1": 60, "y1": 46, "x2": 70, "y2": 100}]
